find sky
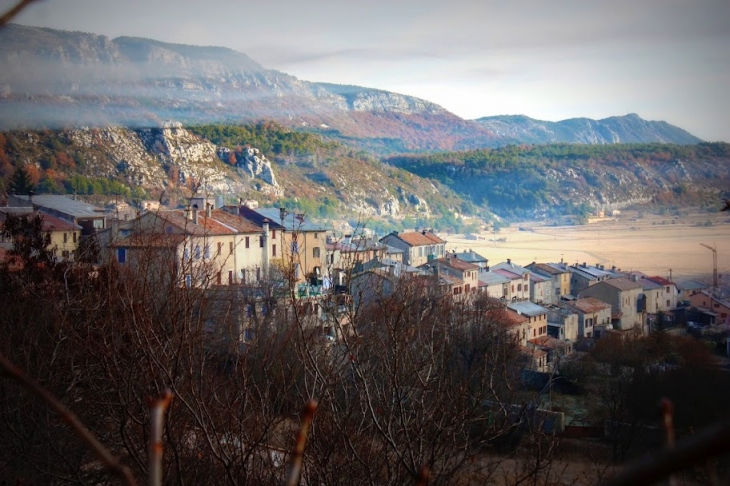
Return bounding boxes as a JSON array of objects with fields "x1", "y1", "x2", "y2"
[{"x1": 9, "y1": 0, "x2": 730, "y2": 142}]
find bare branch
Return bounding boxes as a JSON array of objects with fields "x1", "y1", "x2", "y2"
[
  {"x1": 0, "y1": 0, "x2": 39, "y2": 28},
  {"x1": 0, "y1": 351, "x2": 138, "y2": 486},
  {"x1": 286, "y1": 399, "x2": 317, "y2": 486}
]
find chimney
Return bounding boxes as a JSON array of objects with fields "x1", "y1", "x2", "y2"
[
  {"x1": 206, "y1": 203, "x2": 212, "y2": 218},
  {"x1": 422, "y1": 229, "x2": 426, "y2": 235},
  {"x1": 582, "y1": 262, "x2": 587, "y2": 268},
  {"x1": 507, "y1": 258, "x2": 511, "y2": 265},
  {"x1": 192, "y1": 204, "x2": 199, "y2": 225}
]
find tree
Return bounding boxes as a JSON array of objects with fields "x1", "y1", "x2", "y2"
[{"x1": 7, "y1": 165, "x2": 35, "y2": 194}]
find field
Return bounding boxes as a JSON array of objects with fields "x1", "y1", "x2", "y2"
[{"x1": 445, "y1": 209, "x2": 730, "y2": 281}]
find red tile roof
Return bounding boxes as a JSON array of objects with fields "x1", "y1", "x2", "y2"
[
  {"x1": 395, "y1": 231, "x2": 446, "y2": 246},
  {"x1": 564, "y1": 297, "x2": 611, "y2": 314}
]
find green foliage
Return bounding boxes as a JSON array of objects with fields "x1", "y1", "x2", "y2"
[
  {"x1": 188, "y1": 121, "x2": 337, "y2": 158},
  {"x1": 7, "y1": 166, "x2": 35, "y2": 195},
  {"x1": 63, "y1": 175, "x2": 131, "y2": 197}
]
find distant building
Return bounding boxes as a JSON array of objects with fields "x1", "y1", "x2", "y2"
[
  {"x1": 379, "y1": 230, "x2": 446, "y2": 267},
  {"x1": 10, "y1": 194, "x2": 106, "y2": 237}
]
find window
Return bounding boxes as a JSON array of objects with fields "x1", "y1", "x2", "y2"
[
  {"x1": 229, "y1": 242, "x2": 233, "y2": 254},
  {"x1": 517, "y1": 284, "x2": 522, "y2": 291},
  {"x1": 260, "y1": 236, "x2": 265, "y2": 248},
  {"x1": 256, "y1": 267, "x2": 261, "y2": 281},
  {"x1": 62, "y1": 250, "x2": 70, "y2": 259},
  {"x1": 217, "y1": 242, "x2": 222, "y2": 256},
  {"x1": 667, "y1": 300, "x2": 670, "y2": 307},
  {"x1": 291, "y1": 241, "x2": 299, "y2": 254},
  {"x1": 313, "y1": 247, "x2": 321, "y2": 258},
  {"x1": 228, "y1": 270, "x2": 233, "y2": 285},
  {"x1": 195, "y1": 245, "x2": 201, "y2": 260},
  {"x1": 73, "y1": 232, "x2": 77, "y2": 243},
  {"x1": 184, "y1": 247, "x2": 190, "y2": 260},
  {"x1": 314, "y1": 233, "x2": 319, "y2": 239},
  {"x1": 185, "y1": 275, "x2": 192, "y2": 288},
  {"x1": 272, "y1": 230, "x2": 276, "y2": 239},
  {"x1": 117, "y1": 248, "x2": 126, "y2": 264},
  {"x1": 63, "y1": 233, "x2": 68, "y2": 243},
  {"x1": 245, "y1": 236, "x2": 250, "y2": 248},
  {"x1": 204, "y1": 245, "x2": 210, "y2": 259},
  {"x1": 273, "y1": 244, "x2": 277, "y2": 257}
]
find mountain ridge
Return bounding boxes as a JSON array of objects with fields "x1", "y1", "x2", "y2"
[{"x1": 0, "y1": 24, "x2": 702, "y2": 152}]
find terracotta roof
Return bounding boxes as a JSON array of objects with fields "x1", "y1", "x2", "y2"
[
  {"x1": 563, "y1": 297, "x2": 611, "y2": 314},
  {"x1": 528, "y1": 335, "x2": 563, "y2": 349},
  {"x1": 209, "y1": 209, "x2": 263, "y2": 233},
  {"x1": 438, "y1": 256, "x2": 479, "y2": 271},
  {"x1": 503, "y1": 308, "x2": 529, "y2": 327},
  {"x1": 391, "y1": 231, "x2": 446, "y2": 247},
  {"x1": 39, "y1": 213, "x2": 82, "y2": 232},
  {"x1": 155, "y1": 210, "x2": 237, "y2": 236},
  {"x1": 647, "y1": 276, "x2": 673, "y2": 286},
  {"x1": 530, "y1": 263, "x2": 567, "y2": 276},
  {"x1": 520, "y1": 346, "x2": 547, "y2": 358}
]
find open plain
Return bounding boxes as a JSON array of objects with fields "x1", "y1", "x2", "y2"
[{"x1": 445, "y1": 210, "x2": 730, "y2": 281}]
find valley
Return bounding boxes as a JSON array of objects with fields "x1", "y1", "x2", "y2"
[{"x1": 446, "y1": 209, "x2": 730, "y2": 281}]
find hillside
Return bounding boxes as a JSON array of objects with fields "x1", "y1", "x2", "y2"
[
  {"x1": 387, "y1": 143, "x2": 730, "y2": 220},
  {"x1": 475, "y1": 114, "x2": 702, "y2": 145},
  {"x1": 0, "y1": 24, "x2": 702, "y2": 153},
  {"x1": 0, "y1": 122, "x2": 475, "y2": 231}
]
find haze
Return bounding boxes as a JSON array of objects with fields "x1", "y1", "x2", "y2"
[{"x1": 9, "y1": 0, "x2": 730, "y2": 142}]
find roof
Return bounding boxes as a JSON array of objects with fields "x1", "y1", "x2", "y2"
[
  {"x1": 249, "y1": 207, "x2": 327, "y2": 232},
  {"x1": 529, "y1": 262, "x2": 570, "y2": 276},
  {"x1": 562, "y1": 297, "x2": 611, "y2": 314},
  {"x1": 382, "y1": 230, "x2": 446, "y2": 247},
  {"x1": 385, "y1": 245, "x2": 404, "y2": 254},
  {"x1": 570, "y1": 264, "x2": 613, "y2": 279},
  {"x1": 507, "y1": 301, "x2": 548, "y2": 317},
  {"x1": 520, "y1": 346, "x2": 547, "y2": 359},
  {"x1": 677, "y1": 280, "x2": 709, "y2": 291},
  {"x1": 451, "y1": 250, "x2": 488, "y2": 264},
  {"x1": 503, "y1": 308, "x2": 529, "y2": 327},
  {"x1": 209, "y1": 209, "x2": 263, "y2": 233},
  {"x1": 528, "y1": 271, "x2": 548, "y2": 283},
  {"x1": 13, "y1": 195, "x2": 105, "y2": 219},
  {"x1": 479, "y1": 271, "x2": 510, "y2": 286},
  {"x1": 492, "y1": 261, "x2": 529, "y2": 274},
  {"x1": 223, "y1": 206, "x2": 286, "y2": 231},
  {"x1": 154, "y1": 210, "x2": 238, "y2": 236},
  {"x1": 493, "y1": 268, "x2": 522, "y2": 280},
  {"x1": 638, "y1": 277, "x2": 663, "y2": 290},
  {"x1": 529, "y1": 335, "x2": 564, "y2": 349},
  {"x1": 0, "y1": 210, "x2": 82, "y2": 231},
  {"x1": 648, "y1": 276, "x2": 674, "y2": 287},
  {"x1": 436, "y1": 256, "x2": 479, "y2": 272},
  {"x1": 602, "y1": 277, "x2": 644, "y2": 291}
]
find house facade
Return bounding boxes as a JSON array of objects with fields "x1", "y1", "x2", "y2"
[
  {"x1": 379, "y1": 230, "x2": 446, "y2": 267},
  {"x1": 577, "y1": 277, "x2": 646, "y2": 334},
  {"x1": 560, "y1": 297, "x2": 612, "y2": 338}
]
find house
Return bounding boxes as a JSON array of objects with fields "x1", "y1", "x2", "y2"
[
  {"x1": 478, "y1": 271, "x2": 511, "y2": 300},
  {"x1": 646, "y1": 276, "x2": 679, "y2": 312},
  {"x1": 107, "y1": 206, "x2": 274, "y2": 287},
  {"x1": 383, "y1": 245, "x2": 404, "y2": 263},
  {"x1": 420, "y1": 254, "x2": 480, "y2": 295},
  {"x1": 326, "y1": 236, "x2": 387, "y2": 287},
  {"x1": 492, "y1": 260, "x2": 531, "y2": 301},
  {"x1": 545, "y1": 305, "x2": 579, "y2": 342},
  {"x1": 567, "y1": 263, "x2": 613, "y2": 295},
  {"x1": 527, "y1": 335, "x2": 572, "y2": 370},
  {"x1": 0, "y1": 207, "x2": 82, "y2": 261},
  {"x1": 379, "y1": 230, "x2": 446, "y2": 267},
  {"x1": 689, "y1": 290, "x2": 730, "y2": 322},
  {"x1": 10, "y1": 194, "x2": 106, "y2": 237},
  {"x1": 559, "y1": 297, "x2": 612, "y2": 339},
  {"x1": 526, "y1": 262, "x2": 572, "y2": 303},
  {"x1": 677, "y1": 280, "x2": 710, "y2": 302},
  {"x1": 527, "y1": 271, "x2": 552, "y2": 305},
  {"x1": 577, "y1": 277, "x2": 646, "y2": 334},
  {"x1": 229, "y1": 206, "x2": 327, "y2": 285},
  {"x1": 507, "y1": 301, "x2": 549, "y2": 342},
  {"x1": 450, "y1": 249, "x2": 489, "y2": 273},
  {"x1": 502, "y1": 307, "x2": 531, "y2": 346}
]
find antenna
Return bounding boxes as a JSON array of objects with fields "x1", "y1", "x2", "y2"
[{"x1": 700, "y1": 243, "x2": 718, "y2": 290}]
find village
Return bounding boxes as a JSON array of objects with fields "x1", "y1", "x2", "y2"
[{"x1": 1, "y1": 193, "x2": 727, "y2": 375}]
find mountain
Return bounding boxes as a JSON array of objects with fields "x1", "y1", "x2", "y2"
[
  {"x1": 0, "y1": 24, "x2": 702, "y2": 153},
  {"x1": 474, "y1": 114, "x2": 702, "y2": 145},
  {"x1": 0, "y1": 24, "x2": 497, "y2": 153}
]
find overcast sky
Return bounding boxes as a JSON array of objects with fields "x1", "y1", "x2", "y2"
[{"x1": 9, "y1": 0, "x2": 730, "y2": 141}]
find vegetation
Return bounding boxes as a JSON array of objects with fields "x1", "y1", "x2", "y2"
[{"x1": 387, "y1": 142, "x2": 730, "y2": 220}]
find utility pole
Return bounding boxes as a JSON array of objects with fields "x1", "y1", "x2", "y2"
[{"x1": 700, "y1": 243, "x2": 718, "y2": 290}]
